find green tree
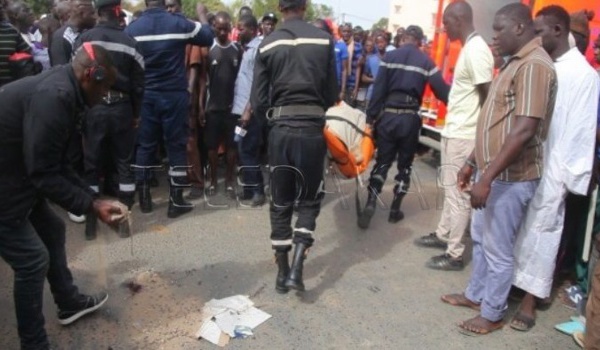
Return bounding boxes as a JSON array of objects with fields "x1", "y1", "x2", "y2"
[
  {"x1": 24, "y1": 0, "x2": 51, "y2": 16},
  {"x1": 372, "y1": 17, "x2": 388, "y2": 31},
  {"x1": 182, "y1": 0, "x2": 228, "y2": 19}
]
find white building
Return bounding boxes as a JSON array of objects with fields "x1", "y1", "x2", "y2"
[{"x1": 388, "y1": 0, "x2": 440, "y2": 40}]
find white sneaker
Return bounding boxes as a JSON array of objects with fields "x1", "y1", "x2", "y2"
[{"x1": 68, "y1": 212, "x2": 86, "y2": 223}]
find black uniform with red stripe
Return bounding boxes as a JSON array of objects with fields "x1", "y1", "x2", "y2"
[{"x1": 252, "y1": 17, "x2": 337, "y2": 251}]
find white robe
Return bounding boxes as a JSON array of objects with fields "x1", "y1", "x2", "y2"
[{"x1": 513, "y1": 47, "x2": 600, "y2": 299}]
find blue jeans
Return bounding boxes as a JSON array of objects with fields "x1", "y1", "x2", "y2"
[
  {"x1": 0, "y1": 200, "x2": 80, "y2": 350},
  {"x1": 465, "y1": 178, "x2": 539, "y2": 322},
  {"x1": 237, "y1": 116, "x2": 265, "y2": 196},
  {"x1": 135, "y1": 90, "x2": 189, "y2": 182}
]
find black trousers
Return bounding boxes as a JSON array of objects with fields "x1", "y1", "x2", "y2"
[
  {"x1": 368, "y1": 112, "x2": 421, "y2": 193},
  {"x1": 269, "y1": 123, "x2": 326, "y2": 251},
  {"x1": 0, "y1": 200, "x2": 80, "y2": 350},
  {"x1": 84, "y1": 102, "x2": 135, "y2": 193}
]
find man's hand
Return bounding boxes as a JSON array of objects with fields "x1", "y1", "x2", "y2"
[
  {"x1": 132, "y1": 118, "x2": 140, "y2": 129},
  {"x1": 240, "y1": 109, "x2": 251, "y2": 127},
  {"x1": 595, "y1": 232, "x2": 600, "y2": 252},
  {"x1": 457, "y1": 164, "x2": 473, "y2": 192},
  {"x1": 92, "y1": 199, "x2": 126, "y2": 229},
  {"x1": 339, "y1": 90, "x2": 346, "y2": 102},
  {"x1": 470, "y1": 177, "x2": 491, "y2": 209}
]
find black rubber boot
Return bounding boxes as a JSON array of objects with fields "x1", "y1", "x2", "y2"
[
  {"x1": 138, "y1": 182, "x2": 153, "y2": 213},
  {"x1": 285, "y1": 243, "x2": 308, "y2": 292},
  {"x1": 274, "y1": 251, "x2": 290, "y2": 294},
  {"x1": 357, "y1": 190, "x2": 377, "y2": 229},
  {"x1": 118, "y1": 191, "x2": 135, "y2": 210},
  {"x1": 388, "y1": 184, "x2": 406, "y2": 223},
  {"x1": 85, "y1": 213, "x2": 97, "y2": 241},
  {"x1": 167, "y1": 187, "x2": 194, "y2": 218}
]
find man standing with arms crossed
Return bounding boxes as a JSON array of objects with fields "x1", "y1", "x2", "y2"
[
  {"x1": 415, "y1": 1, "x2": 493, "y2": 271},
  {"x1": 441, "y1": 3, "x2": 556, "y2": 335},
  {"x1": 252, "y1": 0, "x2": 337, "y2": 294}
]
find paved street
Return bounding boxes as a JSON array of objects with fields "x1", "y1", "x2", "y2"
[{"x1": 0, "y1": 153, "x2": 582, "y2": 349}]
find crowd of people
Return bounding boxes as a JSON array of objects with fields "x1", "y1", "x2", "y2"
[{"x1": 1, "y1": 0, "x2": 600, "y2": 348}]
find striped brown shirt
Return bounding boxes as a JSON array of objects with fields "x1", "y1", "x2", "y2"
[{"x1": 475, "y1": 37, "x2": 556, "y2": 182}]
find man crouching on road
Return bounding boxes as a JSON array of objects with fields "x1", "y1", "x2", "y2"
[{"x1": 0, "y1": 44, "x2": 126, "y2": 350}]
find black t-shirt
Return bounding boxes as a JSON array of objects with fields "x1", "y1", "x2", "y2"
[{"x1": 206, "y1": 40, "x2": 242, "y2": 113}]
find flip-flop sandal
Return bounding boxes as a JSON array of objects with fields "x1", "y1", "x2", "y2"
[
  {"x1": 510, "y1": 311, "x2": 536, "y2": 332},
  {"x1": 441, "y1": 294, "x2": 481, "y2": 311}
]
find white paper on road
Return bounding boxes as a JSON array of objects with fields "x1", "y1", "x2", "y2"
[{"x1": 196, "y1": 295, "x2": 271, "y2": 346}]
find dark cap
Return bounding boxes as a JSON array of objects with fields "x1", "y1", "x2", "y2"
[
  {"x1": 405, "y1": 25, "x2": 424, "y2": 42},
  {"x1": 92, "y1": 0, "x2": 121, "y2": 9},
  {"x1": 262, "y1": 12, "x2": 278, "y2": 23},
  {"x1": 279, "y1": 0, "x2": 306, "y2": 10}
]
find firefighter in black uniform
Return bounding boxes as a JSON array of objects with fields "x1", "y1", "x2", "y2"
[
  {"x1": 358, "y1": 25, "x2": 449, "y2": 229},
  {"x1": 74, "y1": 0, "x2": 144, "y2": 240},
  {"x1": 251, "y1": 0, "x2": 338, "y2": 294}
]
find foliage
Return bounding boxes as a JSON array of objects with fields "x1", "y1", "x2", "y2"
[
  {"x1": 371, "y1": 17, "x2": 388, "y2": 32},
  {"x1": 214, "y1": 0, "x2": 334, "y2": 23},
  {"x1": 24, "y1": 0, "x2": 51, "y2": 16},
  {"x1": 182, "y1": 0, "x2": 229, "y2": 19}
]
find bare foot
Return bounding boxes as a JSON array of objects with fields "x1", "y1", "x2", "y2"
[
  {"x1": 459, "y1": 315, "x2": 504, "y2": 335},
  {"x1": 441, "y1": 293, "x2": 481, "y2": 311},
  {"x1": 510, "y1": 293, "x2": 536, "y2": 331}
]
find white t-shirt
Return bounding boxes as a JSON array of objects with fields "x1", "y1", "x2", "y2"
[{"x1": 442, "y1": 34, "x2": 493, "y2": 140}]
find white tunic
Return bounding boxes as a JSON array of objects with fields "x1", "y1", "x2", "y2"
[{"x1": 513, "y1": 47, "x2": 600, "y2": 298}]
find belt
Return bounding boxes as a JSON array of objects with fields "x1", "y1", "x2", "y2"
[
  {"x1": 384, "y1": 108, "x2": 419, "y2": 115},
  {"x1": 102, "y1": 90, "x2": 129, "y2": 105},
  {"x1": 266, "y1": 105, "x2": 325, "y2": 120}
]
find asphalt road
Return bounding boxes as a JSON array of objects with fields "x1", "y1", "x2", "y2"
[{"x1": 0, "y1": 154, "x2": 582, "y2": 349}]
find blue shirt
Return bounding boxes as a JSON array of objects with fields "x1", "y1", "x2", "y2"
[
  {"x1": 334, "y1": 40, "x2": 348, "y2": 87},
  {"x1": 125, "y1": 8, "x2": 213, "y2": 91},
  {"x1": 364, "y1": 53, "x2": 382, "y2": 100},
  {"x1": 346, "y1": 41, "x2": 362, "y2": 89},
  {"x1": 232, "y1": 36, "x2": 263, "y2": 115}
]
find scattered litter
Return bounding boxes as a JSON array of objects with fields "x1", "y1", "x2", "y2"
[{"x1": 196, "y1": 295, "x2": 271, "y2": 347}]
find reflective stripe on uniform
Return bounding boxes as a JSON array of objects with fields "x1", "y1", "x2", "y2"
[
  {"x1": 260, "y1": 38, "x2": 330, "y2": 54},
  {"x1": 86, "y1": 40, "x2": 145, "y2": 69},
  {"x1": 271, "y1": 239, "x2": 293, "y2": 246},
  {"x1": 119, "y1": 183, "x2": 136, "y2": 192},
  {"x1": 133, "y1": 22, "x2": 202, "y2": 42},
  {"x1": 380, "y1": 62, "x2": 439, "y2": 77},
  {"x1": 293, "y1": 228, "x2": 314, "y2": 235},
  {"x1": 168, "y1": 170, "x2": 187, "y2": 177}
]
